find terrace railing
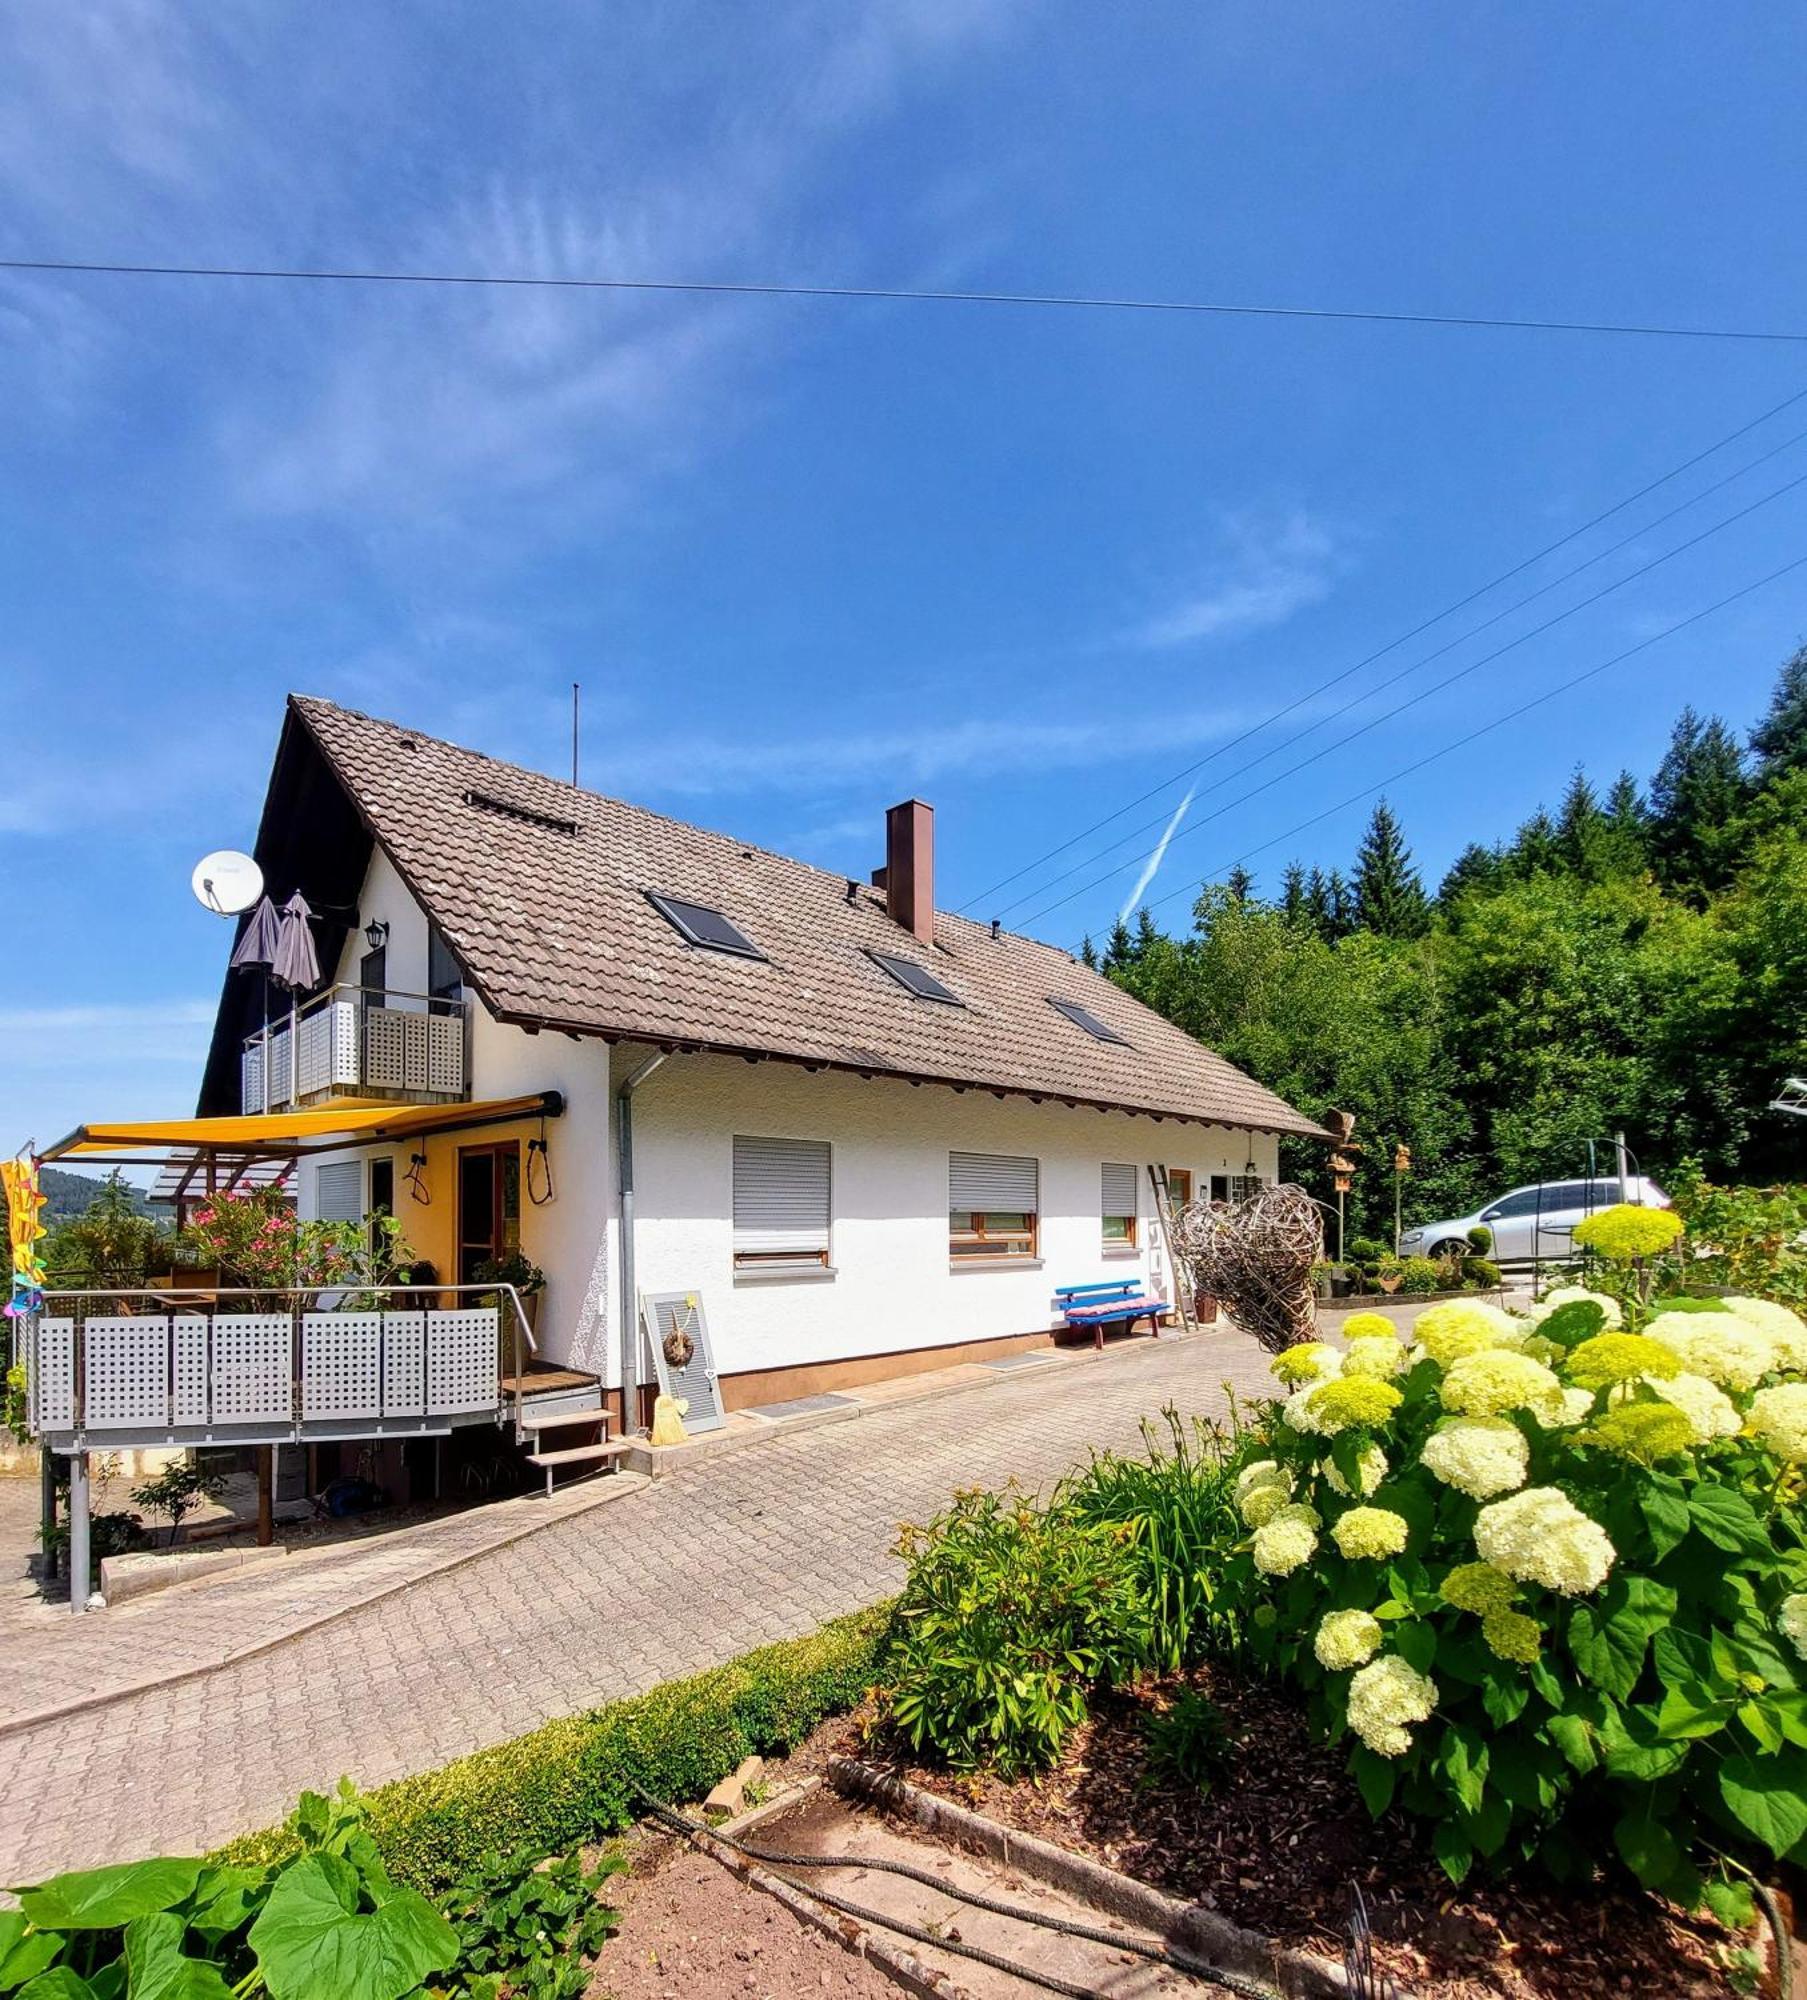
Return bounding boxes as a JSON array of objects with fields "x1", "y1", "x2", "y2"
[
  {"x1": 15, "y1": 1281, "x2": 539, "y2": 1452},
  {"x1": 241, "y1": 984, "x2": 468, "y2": 1114}
]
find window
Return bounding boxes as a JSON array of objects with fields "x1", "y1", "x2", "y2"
[
  {"x1": 1167, "y1": 1169, "x2": 1193, "y2": 1209},
  {"x1": 359, "y1": 941, "x2": 387, "y2": 997},
  {"x1": 1588, "y1": 1179, "x2": 1624, "y2": 1207},
  {"x1": 428, "y1": 922, "x2": 463, "y2": 1001},
  {"x1": 1230, "y1": 1173, "x2": 1264, "y2": 1201},
  {"x1": 1050, "y1": 997, "x2": 1131, "y2": 1046},
  {"x1": 1209, "y1": 1173, "x2": 1230, "y2": 1204},
  {"x1": 315, "y1": 1158, "x2": 363, "y2": 1224},
  {"x1": 733, "y1": 1136, "x2": 831, "y2": 1270},
  {"x1": 1102, "y1": 1162, "x2": 1138, "y2": 1249},
  {"x1": 950, "y1": 1151, "x2": 1038, "y2": 1260},
  {"x1": 1485, "y1": 1187, "x2": 1545, "y2": 1220},
  {"x1": 458, "y1": 1142, "x2": 520, "y2": 1287},
  {"x1": 647, "y1": 892, "x2": 765, "y2": 960},
  {"x1": 868, "y1": 949, "x2": 961, "y2": 1005}
]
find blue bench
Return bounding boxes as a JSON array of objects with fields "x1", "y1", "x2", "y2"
[{"x1": 1053, "y1": 1280, "x2": 1167, "y2": 1350}]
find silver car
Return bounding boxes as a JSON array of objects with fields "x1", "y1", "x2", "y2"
[{"x1": 1400, "y1": 1176, "x2": 1669, "y2": 1266}]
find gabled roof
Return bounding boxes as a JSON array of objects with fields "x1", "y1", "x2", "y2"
[{"x1": 203, "y1": 694, "x2": 1325, "y2": 1139}]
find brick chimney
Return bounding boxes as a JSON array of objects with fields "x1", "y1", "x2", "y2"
[{"x1": 880, "y1": 798, "x2": 935, "y2": 945}]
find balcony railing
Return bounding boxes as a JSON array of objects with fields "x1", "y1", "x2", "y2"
[
  {"x1": 242, "y1": 984, "x2": 467, "y2": 1114},
  {"x1": 15, "y1": 1282, "x2": 539, "y2": 1451}
]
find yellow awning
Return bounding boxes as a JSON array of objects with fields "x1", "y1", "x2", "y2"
[{"x1": 42, "y1": 1092, "x2": 563, "y2": 1162}]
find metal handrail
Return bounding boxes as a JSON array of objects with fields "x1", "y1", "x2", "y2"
[
  {"x1": 29, "y1": 1282, "x2": 540, "y2": 1440},
  {"x1": 239, "y1": 982, "x2": 463, "y2": 1054}
]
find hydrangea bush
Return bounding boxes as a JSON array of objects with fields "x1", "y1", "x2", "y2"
[{"x1": 1232, "y1": 1284, "x2": 1807, "y2": 1911}]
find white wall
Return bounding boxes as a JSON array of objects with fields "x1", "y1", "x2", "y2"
[
  {"x1": 304, "y1": 840, "x2": 1282, "y2": 1391},
  {"x1": 619, "y1": 1049, "x2": 1278, "y2": 1381}
]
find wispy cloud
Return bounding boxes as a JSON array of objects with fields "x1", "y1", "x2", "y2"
[
  {"x1": 1118, "y1": 783, "x2": 1197, "y2": 921},
  {"x1": 1134, "y1": 511, "x2": 1343, "y2": 649},
  {"x1": 590, "y1": 705, "x2": 1262, "y2": 799},
  {"x1": 0, "y1": 1001, "x2": 215, "y2": 1068}
]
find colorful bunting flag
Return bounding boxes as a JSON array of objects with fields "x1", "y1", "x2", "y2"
[{"x1": 2, "y1": 1157, "x2": 47, "y2": 1318}]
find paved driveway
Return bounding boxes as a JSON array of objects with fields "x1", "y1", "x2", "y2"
[{"x1": 0, "y1": 1327, "x2": 1274, "y2": 1879}]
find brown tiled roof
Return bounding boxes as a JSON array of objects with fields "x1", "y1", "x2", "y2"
[{"x1": 289, "y1": 695, "x2": 1327, "y2": 1138}]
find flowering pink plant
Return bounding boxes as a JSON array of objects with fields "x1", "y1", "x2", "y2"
[{"x1": 183, "y1": 1188, "x2": 414, "y2": 1307}]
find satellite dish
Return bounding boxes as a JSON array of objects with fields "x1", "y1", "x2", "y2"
[{"x1": 192, "y1": 850, "x2": 264, "y2": 916}]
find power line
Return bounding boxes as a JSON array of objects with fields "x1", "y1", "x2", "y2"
[
  {"x1": 4, "y1": 255, "x2": 1807, "y2": 346},
  {"x1": 995, "y1": 415, "x2": 1807, "y2": 920},
  {"x1": 961, "y1": 377, "x2": 1807, "y2": 914},
  {"x1": 1019, "y1": 462, "x2": 1807, "y2": 930},
  {"x1": 1112, "y1": 550, "x2": 1807, "y2": 940}
]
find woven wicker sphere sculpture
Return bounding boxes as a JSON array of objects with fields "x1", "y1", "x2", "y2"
[{"x1": 1173, "y1": 1182, "x2": 1323, "y2": 1353}]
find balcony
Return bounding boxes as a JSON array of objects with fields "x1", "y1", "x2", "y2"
[{"x1": 242, "y1": 985, "x2": 467, "y2": 1114}]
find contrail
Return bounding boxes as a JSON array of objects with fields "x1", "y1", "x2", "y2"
[{"x1": 1117, "y1": 784, "x2": 1197, "y2": 923}]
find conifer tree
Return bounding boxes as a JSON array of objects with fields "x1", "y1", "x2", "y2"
[
  {"x1": 1280, "y1": 861, "x2": 1309, "y2": 924},
  {"x1": 1557, "y1": 767, "x2": 1606, "y2": 873},
  {"x1": 1080, "y1": 935, "x2": 1099, "y2": 970},
  {"x1": 1304, "y1": 867, "x2": 1334, "y2": 933},
  {"x1": 1134, "y1": 906, "x2": 1161, "y2": 957},
  {"x1": 1101, "y1": 916, "x2": 1133, "y2": 972},
  {"x1": 1350, "y1": 800, "x2": 1429, "y2": 936},
  {"x1": 1598, "y1": 769, "x2": 1649, "y2": 876},
  {"x1": 1325, "y1": 869, "x2": 1356, "y2": 939},
  {"x1": 1438, "y1": 842, "x2": 1505, "y2": 905},
  {"x1": 1750, "y1": 644, "x2": 1807, "y2": 782},
  {"x1": 1650, "y1": 706, "x2": 1748, "y2": 894},
  {"x1": 1225, "y1": 864, "x2": 1256, "y2": 905}
]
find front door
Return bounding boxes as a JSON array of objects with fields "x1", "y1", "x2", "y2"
[{"x1": 457, "y1": 1142, "x2": 521, "y2": 1287}]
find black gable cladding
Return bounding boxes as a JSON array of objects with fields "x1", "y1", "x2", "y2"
[{"x1": 195, "y1": 707, "x2": 375, "y2": 1116}]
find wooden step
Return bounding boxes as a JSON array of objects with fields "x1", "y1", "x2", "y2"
[
  {"x1": 527, "y1": 1440, "x2": 631, "y2": 1469},
  {"x1": 519, "y1": 1409, "x2": 608, "y2": 1433}
]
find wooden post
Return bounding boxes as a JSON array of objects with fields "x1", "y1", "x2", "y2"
[{"x1": 257, "y1": 1447, "x2": 274, "y2": 1547}]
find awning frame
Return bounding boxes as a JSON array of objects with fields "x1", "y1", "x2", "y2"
[{"x1": 39, "y1": 1091, "x2": 565, "y2": 1168}]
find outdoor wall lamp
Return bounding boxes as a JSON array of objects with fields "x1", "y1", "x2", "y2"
[{"x1": 363, "y1": 919, "x2": 390, "y2": 952}]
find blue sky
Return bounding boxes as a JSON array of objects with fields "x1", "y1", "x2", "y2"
[{"x1": 5, "y1": 1, "x2": 1807, "y2": 1157}]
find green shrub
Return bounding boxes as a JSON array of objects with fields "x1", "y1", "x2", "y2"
[
  {"x1": 1224, "y1": 1292, "x2": 1807, "y2": 1908},
  {"x1": 1398, "y1": 1255, "x2": 1443, "y2": 1294},
  {"x1": 1463, "y1": 1256, "x2": 1503, "y2": 1290},
  {"x1": 1349, "y1": 1236, "x2": 1389, "y2": 1266},
  {"x1": 221, "y1": 1606, "x2": 893, "y2": 1891},
  {"x1": 884, "y1": 1486, "x2": 1149, "y2": 1777},
  {"x1": 1671, "y1": 1177, "x2": 1807, "y2": 1308},
  {"x1": 1062, "y1": 1406, "x2": 1254, "y2": 1670},
  {"x1": 1142, "y1": 1688, "x2": 1233, "y2": 1795},
  {"x1": 1466, "y1": 1224, "x2": 1494, "y2": 1254}
]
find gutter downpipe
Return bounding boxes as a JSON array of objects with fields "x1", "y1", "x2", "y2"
[{"x1": 615, "y1": 1051, "x2": 670, "y2": 1437}]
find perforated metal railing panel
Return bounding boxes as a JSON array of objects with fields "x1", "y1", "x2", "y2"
[
  {"x1": 382, "y1": 1311, "x2": 427, "y2": 1416},
  {"x1": 642, "y1": 1291, "x2": 726, "y2": 1433},
  {"x1": 301, "y1": 1312, "x2": 383, "y2": 1422},
  {"x1": 426, "y1": 1309, "x2": 499, "y2": 1415},
  {"x1": 210, "y1": 1314, "x2": 293, "y2": 1422},
  {"x1": 84, "y1": 1318, "x2": 171, "y2": 1429}
]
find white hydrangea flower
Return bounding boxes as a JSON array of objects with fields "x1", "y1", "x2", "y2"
[
  {"x1": 1343, "y1": 1335, "x2": 1408, "y2": 1379},
  {"x1": 1323, "y1": 1443, "x2": 1388, "y2": 1498},
  {"x1": 1282, "y1": 1387, "x2": 1328, "y2": 1435},
  {"x1": 1410, "y1": 1300, "x2": 1521, "y2": 1367},
  {"x1": 1724, "y1": 1297, "x2": 1807, "y2": 1374},
  {"x1": 1779, "y1": 1594, "x2": 1807, "y2": 1664},
  {"x1": 1420, "y1": 1416, "x2": 1530, "y2": 1499},
  {"x1": 1648, "y1": 1370, "x2": 1740, "y2": 1442},
  {"x1": 1473, "y1": 1487, "x2": 1616, "y2": 1596},
  {"x1": 1252, "y1": 1502, "x2": 1320, "y2": 1576},
  {"x1": 1440, "y1": 1350, "x2": 1566, "y2": 1424},
  {"x1": 1545, "y1": 1385, "x2": 1599, "y2": 1428},
  {"x1": 1271, "y1": 1342, "x2": 1344, "y2": 1388},
  {"x1": 1314, "y1": 1608, "x2": 1383, "y2": 1671},
  {"x1": 1645, "y1": 1311, "x2": 1776, "y2": 1393},
  {"x1": 1346, "y1": 1654, "x2": 1437, "y2": 1758},
  {"x1": 1529, "y1": 1285, "x2": 1624, "y2": 1330},
  {"x1": 1748, "y1": 1383, "x2": 1807, "y2": 1460}
]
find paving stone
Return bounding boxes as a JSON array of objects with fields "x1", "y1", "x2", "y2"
[{"x1": 0, "y1": 1329, "x2": 1274, "y2": 1877}]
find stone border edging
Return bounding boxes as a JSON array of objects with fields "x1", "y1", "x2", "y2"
[
  {"x1": 828, "y1": 1756, "x2": 1353, "y2": 2000},
  {"x1": 0, "y1": 1472, "x2": 650, "y2": 1742}
]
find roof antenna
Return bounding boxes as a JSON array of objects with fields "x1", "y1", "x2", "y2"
[{"x1": 571, "y1": 682, "x2": 580, "y2": 789}]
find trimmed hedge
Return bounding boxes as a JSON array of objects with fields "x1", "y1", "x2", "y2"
[{"x1": 219, "y1": 1603, "x2": 894, "y2": 1891}]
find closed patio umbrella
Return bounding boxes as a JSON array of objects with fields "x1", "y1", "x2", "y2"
[
  {"x1": 229, "y1": 895, "x2": 282, "y2": 971},
  {"x1": 271, "y1": 894, "x2": 321, "y2": 1109}
]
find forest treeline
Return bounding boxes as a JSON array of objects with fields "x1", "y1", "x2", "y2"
[{"x1": 1089, "y1": 649, "x2": 1807, "y2": 1238}]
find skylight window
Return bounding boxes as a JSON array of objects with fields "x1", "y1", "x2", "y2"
[
  {"x1": 1049, "y1": 997, "x2": 1131, "y2": 1046},
  {"x1": 647, "y1": 892, "x2": 765, "y2": 960},
  {"x1": 868, "y1": 949, "x2": 962, "y2": 1005}
]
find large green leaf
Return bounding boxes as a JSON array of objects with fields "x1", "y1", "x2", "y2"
[
  {"x1": 0, "y1": 1917, "x2": 64, "y2": 1996},
  {"x1": 1539, "y1": 1301, "x2": 1606, "y2": 1349},
  {"x1": 1655, "y1": 1680, "x2": 1729, "y2": 1739},
  {"x1": 248, "y1": 1859, "x2": 457, "y2": 2000},
  {"x1": 1688, "y1": 1486, "x2": 1771, "y2": 1558},
  {"x1": 1545, "y1": 1711, "x2": 1598, "y2": 1773},
  {"x1": 15, "y1": 1973, "x2": 97, "y2": 2000},
  {"x1": 1719, "y1": 1751, "x2": 1807, "y2": 1859},
  {"x1": 16, "y1": 1861, "x2": 202, "y2": 1933},
  {"x1": 184, "y1": 1867, "x2": 268, "y2": 1944},
  {"x1": 1639, "y1": 1480, "x2": 1691, "y2": 1560},
  {"x1": 1349, "y1": 1746, "x2": 1395, "y2": 1819},
  {"x1": 1614, "y1": 1810, "x2": 1682, "y2": 1890},
  {"x1": 121, "y1": 1917, "x2": 233, "y2": 2000},
  {"x1": 1431, "y1": 1819, "x2": 1473, "y2": 1886},
  {"x1": 1569, "y1": 1576, "x2": 1675, "y2": 1700}
]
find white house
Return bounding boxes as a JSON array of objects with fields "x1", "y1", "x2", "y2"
[{"x1": 191, "y1": 695, "x2": 1325, "y2": 1426}]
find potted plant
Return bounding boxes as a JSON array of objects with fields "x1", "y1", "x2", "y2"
[{"x1": 473, "y1": 1251, "x2": 547, "y2": 1336}]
